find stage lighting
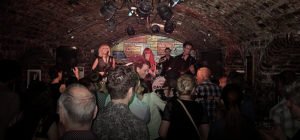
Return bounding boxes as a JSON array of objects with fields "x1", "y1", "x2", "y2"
[
  {"x1": 127, "y1": 26, "x2": 136, "y2": 36},
  {"x1": 100, "y1": 2, "x2": 117, "y2": 21},
  {"x1": 157, "y1": 4, "x2": 173, "y2": 21},
  {"x1": 137, "y1": 0, "x2": 152, "y2": 17},
  {"x1": 107, "y1": 19, "x2": 116, "y2": 32},
  {"x1": 170, "y1": 0, "x2": 184, "y2": 7},
  {"x1": 164, "y1": 21, "x2": 175, "y2": 33},
  {"x1": 151, "y1": 25, "x2": 160, "y2": 33}
]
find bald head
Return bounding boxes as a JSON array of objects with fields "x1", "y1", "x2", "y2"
[
  {"x1": 58, "y1": 84, "x2": 97, "y2": 125},
  {"x1": 196, "y1": 67, "x2": 211, "y2": 83}
]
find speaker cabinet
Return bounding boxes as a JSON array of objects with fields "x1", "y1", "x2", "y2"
[{"x1": 56, "y1": 46, "x2": 78, "y2": 70}]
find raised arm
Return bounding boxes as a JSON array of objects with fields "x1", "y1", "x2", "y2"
[
  {"x1": 92, "y1": 58, "x2": 98, "y2": 70},
  {"x1": 159, "y1": 120, "x2": 170, "y2": 139},
  {"x1": 199, "y1": 123, "x2": 209, "y2": 140}
]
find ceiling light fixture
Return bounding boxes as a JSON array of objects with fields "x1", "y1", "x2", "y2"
[
  {"x1": 99, "y1": 0, "x2": 182, "y2": 34},
  {"x1": 100, "y1": 1, "x2": 117, "y2": 21},
  {"x1": 151, "y1": 24, "x2": 160, "y2": 33},
  {"x1": 164, "y1": 20, "x2": 175, "y2": 33},
  {"x1": 127, "y1": 26, "x2": 136, "y2": 36}
]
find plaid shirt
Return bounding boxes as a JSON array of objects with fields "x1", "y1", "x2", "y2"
[
  {"x1": 269, "y1": 99, "x2": 300, "y2": 138},
  {"x1": 194, "y1": 80, "x2": 221, "y2": 123}
]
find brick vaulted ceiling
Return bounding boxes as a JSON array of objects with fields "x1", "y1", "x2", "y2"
[{"x1": 0, "y1": 0, "x2": 300, "y2": 51}]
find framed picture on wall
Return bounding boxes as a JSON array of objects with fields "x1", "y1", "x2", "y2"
[{"x1": 27, "y1": 69, "x2": 41, "y2": 88}]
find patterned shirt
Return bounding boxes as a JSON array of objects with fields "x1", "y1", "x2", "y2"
[
  {"x1": 61, "y1": 130, "x2": 97, "y2": 140},
  {"x1": 269, "y1": 99, "x2": 300, "y2": 138},
  {"x1": 194, "y1": 80, "x2": 221, "y2": 123},
  {"x1": 93, "y1": 102, "x2": 149, "y2": 140},
  {"x1": 105, "y1": 94, "x2": 151, "y2": 123}
]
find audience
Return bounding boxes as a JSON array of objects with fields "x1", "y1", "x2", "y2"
[
  {"x1": 137, "y1": 77, "x2": 167, "y2": 140},
  {"x1": 93, "y1": 66, "x2": 149, "y2": 140},
  {"x1": 285, "y1": 80, "x2": 300, "y2": 140},
  {"x1": 209, "y1": 84, "x2": 261, "y2": 140},
  {"x1": 0, "y1": 60, "x2": 21, "y2": 140},
  {"x1": 194, "y1": 67, "x2": 221, "y2": 123},
  {"x1": 269, "y1": 71, "x2": 300, "y2": 139},
  {"x1": 262, "y1": 80, "x2": 300, "y2": 140},
  {"x1": 3, "y1": 46, "x2": 300, "y2": 140},
  {"x1": 159, "y1": 75, "x2": 209, "y2": 140},
  {"x1": 58, "y1": 84, "x2": 98, "y2": 140}
]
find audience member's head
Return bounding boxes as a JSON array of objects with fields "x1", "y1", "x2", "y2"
[
  {"x1": 219, "y1": 75, "x2": 228, "y2": 89},
  {"x1": 221, "y1": 84, "x2": 243, "y2": 110},
  {"x1": 177, "y1": 75, "x2": 195, "y2": 95},
  {"x1": 273, "y1": 70, "x2": 296, "y2": 96},
  {"x1": 58, "y1": 84, "x2": 97, "y2": 131},
  {"x1": 227, "y1": 71, "x2": 244, "y2": 85},
  {"x1": 285, "y1": 80, "x2": 300, "y2": 120},
  {"x1": 107, "y1": 66, "x2": 138, "y2": 101},
  {"x1": 0, "y1": 59, "x2": 21, "y2": 85},
  {"x1": 48, "y1": 65, "x2": 63, "y2": 80},
  {"x1": 278, "y1": 70, "x2": 297, "y2": 86},
  {"x1": 196, "y1": 67, "x2": 211, "y2": 83},
  {"x1": 132, "y1": 56, "x2": 150, "y2": 79}
]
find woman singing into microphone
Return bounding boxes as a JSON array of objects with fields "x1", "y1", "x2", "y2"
[{"x1": 92, "y1": 43, "x2": 116, "y2": 77}]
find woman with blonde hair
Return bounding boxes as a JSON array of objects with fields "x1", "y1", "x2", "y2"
[
  {"x1": 159, "y1": 75, "x2": 209, "y2": 140},
  {"x1": 92, "y1": 43, "x2": 115, "y2": 77}
]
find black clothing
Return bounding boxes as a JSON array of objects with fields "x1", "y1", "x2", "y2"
[
  {"x1": 208, "y1": 112, "x2": 260, "y2": 140},
  {"x1": 168, "y1": 54, "x2": 195, "y2": 79},
  {"x1": 162, "y1": 98, "x2": 208, "y2": 140},
  {"x1": 159, "y1": 55, "x2": 174, "y2": 76},
  {"x1": 61, "y1": 130, "x2": 97, "y2": 140},
  {"x1": 94, "y1": 56, "x2": 114, "y2": 75},
  {"x1": 292, "y1": 130, "x2": 300, "y2": 140}
]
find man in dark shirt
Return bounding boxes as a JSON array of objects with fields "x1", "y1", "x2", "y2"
[
  {"x1": 158, "y1": 48, "x2": 174, "y2": 76},
  {"x1": 93, "y1": 66, "x2": 149, "y2": 140},
  {"x1": 168, "y1": 42, "x2": 196, "y2": 79}
]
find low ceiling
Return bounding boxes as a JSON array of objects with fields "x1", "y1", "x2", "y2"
[{"x1": 0, "y1": 0, "x2": 299, "y2": 51}]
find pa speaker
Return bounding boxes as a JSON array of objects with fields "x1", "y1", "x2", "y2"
[{"x1": 56, "y1": 46, "x2": 78, "y2": 70}]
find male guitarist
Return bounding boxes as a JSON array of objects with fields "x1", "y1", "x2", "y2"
[
  {"x1": 168, "y1": 41, "x2": 196, "y2": 79},
  {"x1": 158, "y1": 48, "x2": 174, "y2": 76}
]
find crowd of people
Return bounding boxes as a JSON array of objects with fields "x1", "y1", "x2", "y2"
[{"x1": 1, "y1": 42, "x2": 300, "y2": 140}]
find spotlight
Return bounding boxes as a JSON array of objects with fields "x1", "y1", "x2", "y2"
[
  {"x1": 137, "y1": 0, "x2": 152, "y2": 17},
  {"x1": 127, "y1": 26, "x2": 135, "y2": 36},
  {"x1": 107, "y1": 19, "x2": 116, "y2": 32},
  {"x1": 164, "y1": 21, "x2": 175, "y2": 33},
  {"x1": 170, "y1": 0, "x2": 184, "y2": 7},
  {"x1": 151, "y1": 25, "x2": 160, "y2": 33},
  {"x1": 157, "y1": 4, "x2": 173, "y2": 21},
  {"x1": 100, "y1": 2, "x2": 117, "y2": 21}
]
